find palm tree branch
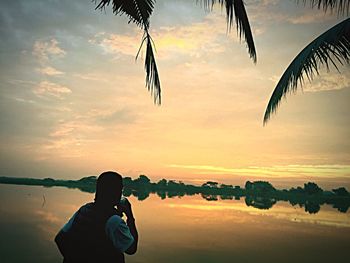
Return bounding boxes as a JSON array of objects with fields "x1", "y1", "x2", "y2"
[
  {"x1": 95, "y1": 0, "x2": 154, "y2": 29},
  {"x1": 233, "y1": 0, "x2": 257, "y2": 63},
  {"x1": 144, "y1": 34, "x2": 161, "y2": 104},
  {"x1": 135, "y1": 31, "x2": 147, "y2": 60},
  {"x1": 300, "y1": 0, "x2": 350, "y2": 16},
  {"x1": 96, "y1": 0, "x2": 161, "y2": 103},
  {"x1": 198, "y1": 0, "x2": 257, "y2": 63},
  {"x1": 263, "y1": 18, "x2": 350, "y2": 124}
]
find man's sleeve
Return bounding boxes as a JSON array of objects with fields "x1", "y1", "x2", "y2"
[
  {"x1": 61, "y1": 211, "x2": 78, "y2": 232},
  {"x1": 105, "y1": 215, "x2": 134, "y2": 253},
  {"x1": 55, "y1": 211, "x2": 77, "y2": 257}
]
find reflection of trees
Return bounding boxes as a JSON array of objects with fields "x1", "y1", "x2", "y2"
[
  {"x1": 156, "y1": 190, "x2": 166, "y2": 200},
  {"x1": 220, "y1": 195, "x2": 234, "y2": 200},
  {"x1": 332, "y1": 201, "x2": 349, "y2": 213},
  {"x1": 332, "y1": 187, "x2": 349, "y2": 196},
  {"x1": 123, "y1": 187, "x2": 132, "y2": 197},
  {"x1": 133, "y1": 190, "x2": 150, "y2": 201},
  {"x1": 1, "y1": 176, "x2": 350, "y2": 214},
  {"x1": 245, "y1": 195, "x2": 277, "y2": 210},
  {"x1": 201, "y1": 194, "x2": 218, "y2": 201},
  {"x1": 304, "y1": 201, "x2": 321, "y2": 214}
]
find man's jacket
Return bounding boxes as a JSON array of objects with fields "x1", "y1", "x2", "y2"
[{"x1": 55, "y1": 203, "x2": 125, "y2": 263}]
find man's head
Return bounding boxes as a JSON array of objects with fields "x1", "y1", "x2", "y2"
[{"x1": 95, "y1": 171, "x2": 123, "y2": 206}]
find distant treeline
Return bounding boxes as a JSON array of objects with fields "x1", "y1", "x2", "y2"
[{"x1": 0, "y1": 175, "x2": 349, "y2": 214}]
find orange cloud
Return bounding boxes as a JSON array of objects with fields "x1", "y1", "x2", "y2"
[
  {"x1": 32, "y1": 38, "x2": 66, "y2": 63},
  {"x1": 92, "y1": 14, "x2": 234, "y2": 60},
  {"x1": 36, "y1": 66, "x2": 64, "y2": 76},
  {"x1": 33, "y1": 81, "x2": 71, "y2": 98}
]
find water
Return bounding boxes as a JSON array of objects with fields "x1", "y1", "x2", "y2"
[{"x1": 0, "y1": 184, "x2": 349, "y2": 263}]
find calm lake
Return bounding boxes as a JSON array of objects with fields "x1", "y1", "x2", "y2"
[{"x1": 0, "y1": 184, "x2": 349, "y2": 263}]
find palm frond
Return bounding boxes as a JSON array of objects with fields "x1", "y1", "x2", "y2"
[
  {"x1": 96, "y1": 0, "x2": 161, "y2": 103},
  {"x1": 95, "y1": 0, "x2": 155, "y2": 29},
  {"x1": 301, "y1": 0, "x2": 350, "y2": 16},
  {"x1": 233, "y1": 0, "x2": 257, "y2": 63},
  {"x1": 198, "y1": 0, "x2": 257, "y2": 62},
  {"x1": 263, "y1": 18, "x2": 350, "y2": 124},
  {"x1": 144, "y1": 34, "x2": 161, "y2": 104}
]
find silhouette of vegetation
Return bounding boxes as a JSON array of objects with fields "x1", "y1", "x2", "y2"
[
  {"x1": 245, "y1": 180, "x2": 276, "y2": 193},
  {"x1": 1, "y1": 175, "x2": 349, "y2": 214},
  {"x1": 304, "y1": 182, "x2": 323, "y2": 195},
  {"x1": 332, "y1": 187, "x2": 349, "y2": 196},
  {"x1": 264, "y1": 14, "x2": 350, "y2": 123}
]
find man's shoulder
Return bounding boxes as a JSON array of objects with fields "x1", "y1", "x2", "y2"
[
  {"x1": 79, "y1": 202, "x2": 94, "y2": 211},
  {"x1": 106, "y1": 214, "x2": 124, "y2": 227}
]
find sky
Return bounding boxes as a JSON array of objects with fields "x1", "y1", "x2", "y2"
[{"x1": 0, "y1": 0, "x2": 349, "y2": 188}]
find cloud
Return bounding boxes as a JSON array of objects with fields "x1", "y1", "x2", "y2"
[
  {"x1": 32, "y1": 38, "x2": 66, "y2": 63},
  {"x1": 73, "y1": 72, "x2": 108, "y2": 82},
  {"x1": 13, "y1": 97, "x2": 36, "y2": 104},
  {"x1": 33, "y1": 81, "x2": 71, "y2": 98},
  {"x1": 248, "y1": 0, "x2": 336, "y2": 29},
  {"x1": 42, "y1": 107, "x2": 137, "y2": 159},
  {"x1": 168, "y1": 164, "x2": 350, "y2": 178},
  {"x1": 261, "y1": 0, "x2": 280, "y2": 5},
  {"x1": 268, "y1": 68, "x2": 350, "y2": 93},
  {"x1": 32, "y1": 39, "x2": 66, "y2": 78},
  {"x1": 36, "y1": 66, "x2": 64, "y2": 76},
  {"x1": 96, "y1": 32, "x2": 142, "y2": 57},
  {"x1": 287, "y1": 12, "x2": 333, "y2": 25},
  {"x1": 49, "y1": 121, "x2": 77, "y2": 138},
  {"x1": 41, "y1": 120, "x2": 102, "y2": 159},
  {"x1": 152, "y1": 16, "x2": 227, "y2": 58},
  {"x1": 92, "y1": 14, "x2": 231, "y2": 60},
  {"x1": 303, "y1": 70, "x2": 350, "y2": 92},
  {"x1": 95, "y1": 108, "x2": 137, "y2": 125}
]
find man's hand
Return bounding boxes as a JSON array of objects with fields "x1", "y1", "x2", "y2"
[
  {"x1": 119, "y1": 198, "x2": 138, "y2": 255},
  {"x1": 118, "y1": 198, "x2": 134, "y2": 220}
]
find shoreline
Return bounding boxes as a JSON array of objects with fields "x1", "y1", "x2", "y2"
[{"x1": 0, "y1": 175, "x2": 349, "y2": 214}]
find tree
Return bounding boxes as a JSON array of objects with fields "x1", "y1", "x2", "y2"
[
  {"x1": 157, "y1": 178, "x2": 168, "y2": 188},
  {"x1": 136, "y1": 174, "x2": 151, "y2": 183},
  {"x1": 202, "y1": 181, "x2": 219, "y2": 188},
  {"x1": 220, "y1": 183, "x2": 233, "y2": 188},
  {"x1": 332, "y1": 187, "x2": 349, "y2": 196},
  {"x1": 245, "y1": 181, "x2": 253, "y2": 190},
  {"x1": 78, "y1": 176, "x2": 97, "y2": 183},
  {"x1": 122, "y1": 176, "x2": 133, "y2": 186},
  {"x1": 245, "y1": 181, "x2": 276, "y2": 192},
  {"x1": 304, "y1": 182, "x2": 323, "y2": 195}
]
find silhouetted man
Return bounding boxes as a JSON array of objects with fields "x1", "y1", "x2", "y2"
[{"x1": 55, "y1": 171, "x2": 138, "y2": 263}]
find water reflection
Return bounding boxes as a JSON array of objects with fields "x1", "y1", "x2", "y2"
[
  {"x1": 1, "y1": 177, "x2": 349, "y2": 215},
  {"x1": 122, "y1": 189, "x2": 349, "y2": 215},
  {"x1": 0, "y1": 184, "x2": 349, "y2": 263},
  {"x1": 28, "y1": 186, "x2": 350, "y2": 215}
]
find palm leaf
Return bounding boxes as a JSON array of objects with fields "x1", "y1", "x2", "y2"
[
  {"x1": 95, "y1": 0, "x2": 155, "y2": 29},
  {"x1": 96, "y1": 0, "x2": 161, "y2": 103},
  {"x1": 144, "y1": 35, "x2": 161, "y2": 104},
  {"x1": 199, "y1": 0, "x2": 257, "y2": 62},
  {"x1": 263, "y1": 18, "x2": 350, "y2": 124},
  {"x1": 233, "y1": 0, "x2": 257, "y2": 63},
  {"x1": 301, "y1": 0, "x2": 350, "y2": 15}
]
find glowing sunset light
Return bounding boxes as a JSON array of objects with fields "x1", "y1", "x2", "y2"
[{"x1": 0, "y1": 0, "x2": 349, "y2": 189}]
